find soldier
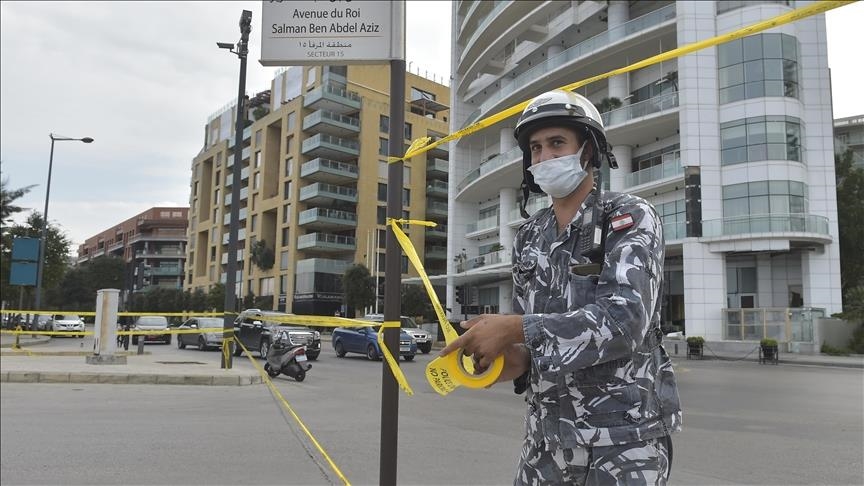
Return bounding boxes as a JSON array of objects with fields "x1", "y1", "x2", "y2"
[{"x1": 441, "y1": 89, "x2": 682, "y2": 485}]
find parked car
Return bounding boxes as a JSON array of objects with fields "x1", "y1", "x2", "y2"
[
  {"x1": 332, "y1": 323, "x2": 417, "y2": 361},
  {"x1": 176, "y1": 317, "x2": 225, "y2": 351},
  {"x1": 33, "y1": 314, "x2": 54, "y2": 332},
  {"x1": 232, "y1": 309, "x2": 321, "y2": 360},
  {"x1": 52, "y1": 315, "x2": 85, "y2": 337},
  {"x1": 131, "y1": 315, "x2": 171, "y2": 345},
  {"x1": 363, "y1": 314, "x2": 433, "y2": 353}
]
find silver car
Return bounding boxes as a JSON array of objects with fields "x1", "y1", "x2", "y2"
[
  {"x1": 52, "y1": 315, "x2": 85, "y2": 337},
  {"x1": 176, "y1": 317, "x2": 225, "y2": 351}
]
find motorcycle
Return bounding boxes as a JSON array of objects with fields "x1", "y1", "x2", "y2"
[{"x1": 263, "y1": 334, "x2": 311, "y2": 382}]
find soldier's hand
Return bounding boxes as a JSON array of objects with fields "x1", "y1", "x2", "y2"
[{"x1": 439, "y1": 314, "x2": 524, "y2": 370}]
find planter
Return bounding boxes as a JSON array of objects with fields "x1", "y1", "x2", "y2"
[
  {"x1": 687, "y1": 342, "x2": 703, "y2": 360},
  {"x1": 759, "y1": 344, "x2": 779, "y2": 365}
]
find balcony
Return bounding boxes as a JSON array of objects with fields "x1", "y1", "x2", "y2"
[
  {"x1": 295, "y1": 257, "x2": 352, "y2": 275},
  {"x1": 301, "y1": 133, "x2": 359, "y2": 161},
  {"x1": 135, "y1": 249, "x2": 184, "y2": 258},
  {"x1": 624, "y1": 154, "x2": 684, "y2": 193},
  {"x1": 701, "y1": 214, "x2": 832, "y2": 244},
  {"x1": 224, "y1": 187, "x2": 249, "y2": 206},
  {"x1": 425, "y1": 245, "x2": 447, "y2": 260},
  {"x1": 507, "y1": 196, "x2": 551, "y2": 226},
  {"x1": 463, "y1": 4, "x2": 677, "y2": 126},
  {"x1": 225, "y1": 166, "x2": 250, "y2": 187},
  {"x1": 221, "y1": 228, "x2": 246, "y2": 245},
  {"x1": 426, "y1": 200, "x2": 448, "y2": 218},
  {"x1": 300, "y1": 158, "x2": 359, "y2": 184},
  {"x1": 219, "y1": 270, "x2": 243, "y2": 284},
  {"x1": 456, "y1": 249, "x2": 508, "y2": 273},
  {"x1": 722, "y1": 307, "x2": 824, "y2": 343},
  {"x1": 220, "y1": 249, "x2": 244, "y2": 264},
  {"x1": 426, "y1": 179, "x2": 449, "y2": 198},
  {"x1": 222, "y1": 208, "x2": 247, "y2": 225},
  {"x1": 602, "y1": 91, "x2": 679, "y2": 128},
  {"x1": 466, "y1": 215, "x2": 499, "y2": 239},
  {"x1": 142, "y1": 266, "x2": 184, "y2": 277},
  {"x1": 426, "y1": 158, "x2": 449, "y2": 179},
  {"x1": 303, "y1": 83, "x2": 361, "y2": 114},
  {"x1": 458, "y1": 146, "x2": 522, "y2": 193},
  {"x1": 297, "y1": 232, "x2": 356, "y2": 253},
  {"x1": 426, "y1": 224, "x2": 447, "y2": 240},
  {"x1": 302, "y1": 109, "x2": 360, "y2": 137},
  {"x1": 227, "y1": 126, "x2": 252, "y2": 150},
  {"x1": 298, "y1": 207, "x2": 357, "y2": 230},
  {"x1": 299, "y1": 182, "x2": 358, "y2": 205}
]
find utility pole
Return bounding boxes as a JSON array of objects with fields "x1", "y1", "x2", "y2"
[{"x1": 218, "y1": 9, "x2": 252, "y2": 369}]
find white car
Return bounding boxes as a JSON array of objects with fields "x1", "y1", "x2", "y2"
[{"x1": 52, "y1": 314, "x2": 85, "y2": 337}]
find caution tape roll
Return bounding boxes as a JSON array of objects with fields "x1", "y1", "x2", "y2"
[{"x1": 426, "y1": 348, "x2": 505, "y2": 395}]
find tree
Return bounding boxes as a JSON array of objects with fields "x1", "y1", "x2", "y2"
[
  {"x1": 401, "y1": 284, "x2": 434, "y2": 322},
  {"x1": 1, "y1": 212, "x2": 71, "y2": 308},
  {"x1": 595, "y1": 97, "x2": 622, "y2": 113},
  {"x1": 242, "y1": 291, "x2": 256, "y2": 310},
  {"x1": 207, "y1": 283, "x2": 225, "y2": 311},
  {"x1": 250, "y1": 239, "x2": 275, "y2": 271},
  {"x1": 0, "y1": 176, "x2": 36, "y2": 232},
  {"x1": 836, "y1": 149, "x2": 864, "y2": 293},
  {"x1": 343, "y1": 264, "x2": 374, "y2": 317},
  {"x1": 189, "y1": 288, "x2": 208, "y2": 312}
]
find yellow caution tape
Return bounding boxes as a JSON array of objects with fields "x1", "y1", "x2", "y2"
[
  {"x1": 389, "y1": 1, "x2": 853, "y2": 164},
  {"x1": 426, "y1": 348, "x2": 504, "y2": 395},
  {"x1": 376, "y1": 321, "x2": 414, "y2": 396},
  {"x1": 231, "y1": 337, "x2": 351, "y2": 485},
  {"x1": 0, "y1": 310, "x2": 224, "y2": 317},
  {"x1": 387, "y1": 218, "x2": 504, "y2": 395}
]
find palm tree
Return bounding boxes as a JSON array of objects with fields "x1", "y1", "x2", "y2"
[{"x1": 1, "y1": 176, "x2": 36, "y2": 229}]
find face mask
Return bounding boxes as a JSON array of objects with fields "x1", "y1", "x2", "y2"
[{"x1": 527, "y1": 148, "x2": 587, "y2": 198}]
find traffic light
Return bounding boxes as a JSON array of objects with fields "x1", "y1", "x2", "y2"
[{"x1": 455, "y1": 285, "x2": 466, "y2": 305}]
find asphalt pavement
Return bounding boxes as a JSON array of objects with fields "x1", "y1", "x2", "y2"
[{"x1": 1, "y1": 331, "x2": 861, "y2": 387}]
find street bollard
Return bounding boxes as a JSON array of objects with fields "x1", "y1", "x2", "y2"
[
  {"x1": 13, "y1": 325, "x2": 21, "y2": 349},
  {"x1": 674, "y1": 343, "x2": 679, "y2": 356},
  {"x1": 137, "y1": 336, "x2": 145, "y2": 355}
]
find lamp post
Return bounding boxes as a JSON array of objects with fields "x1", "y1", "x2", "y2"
[
  {"x1": 217, "y1": 9, "x2": 252, "y2": 369},
  {"x1": 34, "y1": 134, "x2": 93, "y2": 311}
]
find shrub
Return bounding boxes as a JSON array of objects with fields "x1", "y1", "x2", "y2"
[
  {"x1": 760, "y1": 338, "x2": 778, "y2": 347},
  {"x1": 821, "y1": 342, "x2": 850, "y2": 356},
  {"x1": 850, "y1": 325, "x2": 864, "y2": 354},
  {"x1": 686, "y1": 336, "x2": 705, "y2": 346}
]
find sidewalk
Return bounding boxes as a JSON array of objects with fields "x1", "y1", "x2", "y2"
[
  {"x1": 0, "y1": 334, "x2": 262, "y2": 386},
  {"x1": 662, "y1": 339, "x2": 864, "y2": 369}
]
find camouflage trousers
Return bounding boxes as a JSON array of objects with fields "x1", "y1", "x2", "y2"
[{"x1": 514, "y1": 436, "x2": 672, "y2": 485}]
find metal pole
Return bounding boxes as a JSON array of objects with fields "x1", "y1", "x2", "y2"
[
  {"x1": 34, "y1": 137, "x2": 56, "y2": 311},
  {"x1": 380, "y1": 57, "x2": 405, "y2": 486},
  {"x1": 221, "y1": 9, "x2": 252, "y2": 369}
]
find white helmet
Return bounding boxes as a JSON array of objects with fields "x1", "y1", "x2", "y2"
[{"x1": 514, "y1": 89, "x2": 616, "y2": 199}]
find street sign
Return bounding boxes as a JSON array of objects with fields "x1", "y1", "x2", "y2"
[{"x1": 260, "y1": 0, "x2": 404, "y2": 66}]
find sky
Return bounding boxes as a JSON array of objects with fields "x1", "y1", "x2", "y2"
[{"x1": 1, "y1": 1, "x2": 862, "y2": 253}]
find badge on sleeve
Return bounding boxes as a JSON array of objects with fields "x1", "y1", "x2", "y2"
[{"x1": 610, "y1": 213, "x2": 635, "y2": 232}]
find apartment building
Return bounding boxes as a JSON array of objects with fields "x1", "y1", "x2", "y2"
[
  {"x1": 834, "y1": 114, "x2": 864, "y2": 168},
  {"x1": 77, "y1": 207, "x2": 188, "y2": 303},
  {"x1": 185, "y1": 65, "x2": 449, "y2": 315},
  {"x1": 448, "y1": 0, "x2": 841, "y2": 349}
]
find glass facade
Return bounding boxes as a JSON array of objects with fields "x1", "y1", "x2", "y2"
[
  {"x1": 718, "y1": 33, "x2": 799, "y2": 104},
  {"x1": 722, "y1": 180, "x2": 807, "y2": 218},
  {"x1": 720, "y1": 116, "x2": 802, "y2": 165}
]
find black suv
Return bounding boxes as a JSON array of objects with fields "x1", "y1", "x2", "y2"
[{"x1": 232, "y1": 309, "x2": 321, "y2": 360}]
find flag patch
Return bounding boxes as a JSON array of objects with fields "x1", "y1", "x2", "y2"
[{"x1": 610, "y1": 214, "x2": 634, "y2": 232}]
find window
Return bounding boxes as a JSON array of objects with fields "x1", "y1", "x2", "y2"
[
  {"x1": 402, "y1": 188, "x2": 410, "y2": 206},
  {"x1": 254, "y1": 151, "x2": 261, "y2": 168},
  {"x1": 379, "y1": 115, "x2": 389, "y2": 133},
  {"x1": 720, "y1": 116, "x2": 802, "y2": 165},
  {"x1": 404, "y1": 122, "x2": 412, "y2": 141},
  {"x1": 287, "y1": 112, "x2": 296, "y2": 131},
  {"x1": 255, "y1": 129, "x2": 262, "y2": 146},
  {"x1": 377, "y1": 206, "x2": 387, "y2": 225},
  {"x1": 279, "y1": 275, "x2": 288, "y2": 294},
  {"x1": 411, "y1": 87, "x2": 435, "y2": 102},
  {"x1": 379, "y1": 137, "x2": 389, "y2": 156},
  {"x1": 280, "y1": 250, "x2": 290, "y2": 270},
  {"x1": 718, "y1": 33, "x2": 799, "y2": 104},
  {"x1": 193, "y1": 181, "x2": 199, "y2": 196},
  {"x1": 250, "y1": 215, "x2": 258, "y2": 232},
  {"x1": 283, "y1": 204, "x2": 290, "y2": 224},
  {"x1": 286, "y1": 136, "x2": 293, "y2": 153},
  {"x1": 285, "y1": 157, "x2": 293, "y2": 177},
  {"x1": 260, "y1": 277, "x2": 274, "y2": 296},
  {"x1": 281, "y1": 227, "x2": 290, "y2": 247},
  {"x1": 722, "y1": 180, "x2": 807, "y2": 220},
  {"x1": 284, "y1": 181, "x2": 293, "y2": 200},
  {"x1": 253, "y1": 172, "x2": 260, "y2": 189},
  {"x1": 378, "y1": 183, "x2": 387, "y2": 202},
  {"x1": 657, "y1": 199, "x2": 687, "y2": 241}
]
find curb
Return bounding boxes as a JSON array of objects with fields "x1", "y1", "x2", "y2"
[
  {"x1": 675, "y1": 353, "x2": 864, "y2": 369},
  {"x1": 0, "y1": 370, "x2": 263, "y2": 386},
  {"x1": 0, "y1": 335, "x2": 52, "y2": 349}
]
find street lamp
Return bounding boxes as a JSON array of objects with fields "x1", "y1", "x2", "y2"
[
  {"x1": 218, "y1": 9, "x2": 252, "y2": 369},
  {"x1": 34, "y1": 133, "x2": 94, "y2": 311}
]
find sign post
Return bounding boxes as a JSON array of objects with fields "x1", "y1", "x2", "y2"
[{"x1": 259, "y1": 2, "x2": 405, "y2": 483}]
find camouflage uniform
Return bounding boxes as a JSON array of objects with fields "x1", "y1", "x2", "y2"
[{"x1": 511, "y1": 191, "x2": 682, "y2": 485}]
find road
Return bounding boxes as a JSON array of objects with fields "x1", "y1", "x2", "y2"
[{"x1": 1, "y1": 338, "x2": 862, "y2": 485}]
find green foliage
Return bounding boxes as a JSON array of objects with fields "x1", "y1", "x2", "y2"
[
  {"x1": 188, "y1": 288, "x2": 208, "y2": 312},
  {"x1": 0, "y1": 176, "x2": 35, "y2": 230},
  {"x1": 595, "y1": 97, "x2": 622, "y2": 113},
  {"x1": 849, "y1": 325, "x2": 864, "y2": 354},
  {"x1": 242, "y1": 291, "x2": 256, "y2": 310},
  {"x1": 250, "y1": 240, "x2": 275, "y2": 271},
  {"x1": 836, "y1": 149, "x2": 864, "y2": 292},
  {"x1": 686, "y1": 336, "x2": 705, "y2": 346},
  {"x1": 254, "y1": 295, "x2": 273, "y2": 310},
  {"x1": 1, "y1": 212, "x2": 72, "y2": 308},
  {"x1": 760, "y1": 338, "x2": 778, "y2": 347},
  {"x1": 46, "y1": 256, "x2": 126, "y2": 310},
  {"x1": 343, "y1": 264, "x2": 374, "y2": 317},
  {"x1": 207, "y1": 283, "x2": 225, "y2": 312},
  {"x1": 820, "y1": 342, "x2": 850, "y2": 356},
  {"x1": 835, "y1": 286, "x2": 864, "y2": 323},
  {"x1": 401, "y1": 284, "x2": 434, "y2": 322},
  {"x1": 252, "y1": 106, "x2": 268, "y2": 120}
]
